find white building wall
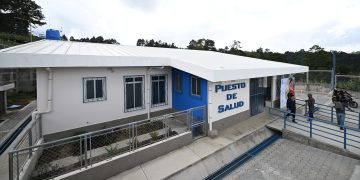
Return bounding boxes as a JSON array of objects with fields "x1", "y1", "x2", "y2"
[
  {"x1": 208, "y1": 79, "x2": 250, "y2": 130},
  {"x1": 38, "y1": 67, "x2": 172, "y2": 135}
]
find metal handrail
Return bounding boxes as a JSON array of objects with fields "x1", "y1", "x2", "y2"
[
  {"x1": 9, "y1": 105, "x2": 207, "y2": 153},
  {"x1": 270, "y1": 107, "x2": 360, "y2": 150}
]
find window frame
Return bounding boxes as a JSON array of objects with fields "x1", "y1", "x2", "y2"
[
  {"x1": 191, "y1": 76, "x2": 201, "y2": 96},
  {"x1": 124, "y1": 75, "x2": 145, "y2": 112},
  {"x1": 83, "y1": 77, "x2": 107, "y2": 103},
  {"x1": 151, "y1": 74, "x2": 168, "y2": 107},
  {"x1": 175, "y1": 74, "x2": 182, "y2": 93}
]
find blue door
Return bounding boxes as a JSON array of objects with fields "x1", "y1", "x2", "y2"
[{"x1": 250, "y1": 78, "x2": 265, "y2": 116}]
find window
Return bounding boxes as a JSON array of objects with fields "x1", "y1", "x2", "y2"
[
  {"x1": 191, "y1": 76, "x2": 201, "y2": 96},
  {"x1": 151, "y1": 75, "x2": 167, "y2": 106},
  {"x1": 83, "y1": 77, "x2": 106, "y2": 103},
  {"x1": 175, "y1": 74, "x2": 182, "y2": 92},
  {"x1": 125, "y1": 76, "x2": 144, "y2": 112}
]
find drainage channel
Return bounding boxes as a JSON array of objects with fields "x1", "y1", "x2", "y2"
[{"x1": 204, "y1": 132, "x2": 281, "y2": 180}]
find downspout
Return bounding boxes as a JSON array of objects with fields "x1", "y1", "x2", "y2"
[{"x1": 32, "y1": 68, "x2": 53, "y2": 134}]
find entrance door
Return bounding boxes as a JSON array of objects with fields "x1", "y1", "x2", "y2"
[{"x1": 250, "y1": 78, "x2": 265, "y2": 116}]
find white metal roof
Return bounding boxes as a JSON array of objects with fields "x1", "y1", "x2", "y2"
[{"x1": 0, "y1": 40, "x2": 308, "y2": 82}]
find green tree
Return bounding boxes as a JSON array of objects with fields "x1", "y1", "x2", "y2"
[
  {"x1": 0, "y1": 0, "x2": 46, "y2": 35},
  {"x1": 61, "y1": 35, "x2": 68, "y2": 41},
  {"x1": 187, "y1": 39, "x2": 216, "y2": 51}
]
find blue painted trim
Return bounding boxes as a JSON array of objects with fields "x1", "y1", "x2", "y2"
[{"x1": 172, "y1": 68, "x2": 208, "y2": 111}]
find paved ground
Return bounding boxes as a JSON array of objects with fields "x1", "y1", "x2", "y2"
[{"x1": 225, "y1": 139, "x2": 360, "y2": 180}]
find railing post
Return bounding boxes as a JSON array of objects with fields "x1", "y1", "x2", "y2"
[
  {"x1": 128, "y1": 124, "x2": 132, "y2": 151},
  {"x1": 9, "y1": 152, "x2": 13, "y2": 180},
  {"x1": 358, "y1": 112, "x2": 360, "y2": 129},
  {"x1": 28, "y1": 129, "x2": 33, "y2": 157},
  {"x1": 344, "y1": 127, "x2": 347, "y2": 149},
  {"x1": 305, "y1": 101, "x2": 308, "y2": 115},
  {"x1": 16, "y1": 151, "x2": 19, "y2": 180},
  {"x1": 331, "y1": 107, "x2": 334, "y2": 123},
  {"x1": 310, "y1": 118, "x2": 313, "y2": 138},
  {"x1": 79, "y1": 136, "x2": 83, "y2": 167},
  {"x1": 283, "y1": 111, "x2": 287, "y2": 129},
  {"x1": 84, "y1": 135, "x2": 88, "y2": 168},
  {"x1": 89, "y1": 134, "x2": 92, "y2": 166}
]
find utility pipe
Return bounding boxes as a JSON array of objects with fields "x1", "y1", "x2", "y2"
[{"x1": 32, "y1": 68, "x2": 53, "y2": 127}]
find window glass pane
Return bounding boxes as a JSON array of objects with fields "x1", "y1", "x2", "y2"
[
  {"x1": 152, "y1": 76, "x2": 158, "y2": 81},
  {"x1": 126, "y1": 84, "x2": 134, "y2": 109},
  {"x1": 95, "y1": 79, "x2": 103, "y2": 98},
  {"x1": 86, "y1": 80, "x2": 95, "y2": 99},
  {"x1": 125, "y1": 78, "x2": 133, "y2": 82},
  {"x1": 134, "y1": 83, "x2": 142, "y2": 108},
  {"x1": 135, "y1": 77, "x2": 142, "y2": 82},
  {"x1": 191, "y1": 77, "x2": 196, "y2": 95},
  {"x1": 159, "y1": 81, "x2": 165, "y2": 103},
  {"x1": 152, "y1": 81, "x2": 159, "y2": 105},
  {"x1": 196, "y1": 78, "x2": 201, "y2": 95},
  {"x1": 159, "y1": 75, "x2": 165, "y2": 80}
]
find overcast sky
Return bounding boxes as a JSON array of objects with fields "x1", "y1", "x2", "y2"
[{"x1": 34, "y1": 0, "x2": 360, "y2": 53}]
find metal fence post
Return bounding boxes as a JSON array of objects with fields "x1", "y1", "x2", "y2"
[
  {"x1": 331, "y1": 107, "x2": 334, "y2": 123},
  {"x1": 79, "y1": 136, "x2": 83, "y2": 167},
  {"x1": 89, "y1": 134, "x2": 92, "y2": 166},
  {"x1": 84, "y1": 135, "x2": 88, "y2": 168},
  {"x1": 9, "y1": 152, "x2": 14, "y2": 180},
  {"x1": 358, "y1": 112, "x2": 360, "y2": 129},
  {"x1": 283, "y1": 111, "x2": 287, "y2": 129},
  {"x1": 28, "y1": 129, "x2": 33, "y2": 157},
  {"x1": 310, "y1": 118, "x2": 313, "y2": 138},
  {"x1": 128, "y1": 124, "x2": 132, "y2": 151},
  {"x1": 16, "y1": 152, "x2": 19, "y2": 180},
  {"x1": 344, "y1": 127, "x2": 347, "y2": 149}
]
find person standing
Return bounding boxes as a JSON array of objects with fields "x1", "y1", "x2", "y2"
[
  {"x1": 306, "y1": 94, "x2": 315, "y2": 121},
  {"x1": 286, "y1": 93, "x2": 296, "y2": 123},
  {"x1": 333, "y1": 97, "x2": 345, "y2": 130}
]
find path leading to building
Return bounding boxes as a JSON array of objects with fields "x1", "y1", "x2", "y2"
[
  {"x1": 107, "y1": 112, "x2": 278, "y2": 180},
  {"x1": 0, "y1": 101, "x2": 36, "y2": 144},
  {"x1": 0, "y1": 101, "x2": 36, "y2": 180},
  {"x1": 225, "y1": 139, "x2": 359, "y2": 180}
]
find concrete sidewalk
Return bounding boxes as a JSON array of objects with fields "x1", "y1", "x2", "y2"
[{"x1": 108, "y1": 111, "x2": 279, "y2": 180}]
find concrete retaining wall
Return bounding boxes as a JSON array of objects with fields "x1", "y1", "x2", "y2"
[
  {"x1": 58, "y1": 132, "x2": 193, "y2": 180},
  {"x1": 166, "y1": 127, "x2": 274, "y2": 179}
]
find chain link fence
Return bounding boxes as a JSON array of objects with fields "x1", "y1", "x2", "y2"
[
  {"x1": 336, "y1": 75, "x2": 360, "y2": 100},
  {"x1": 8, "y1": 115, "x2": 42, "y2": 180},
  {"x1": 293, "y1": 70, "x2": 333, "y2": 95},
  {"x1": 9, "y1": 106, "x2": 207, "y2": 180}
]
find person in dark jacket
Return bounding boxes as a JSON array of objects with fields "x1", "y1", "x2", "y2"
[
  {"x1": 333, "y1": 97, "x2": 345, "y2": 130},
  {"x1": 286, "y1": 93, "x2": 296, "y2": 123},
  {"x1": 306, "y1": 94, "x2": 315, "y2": 121}
]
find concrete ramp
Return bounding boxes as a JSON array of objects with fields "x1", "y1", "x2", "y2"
[{"x1": 166, "y1": 127, "x2": 275, "y2": 180}]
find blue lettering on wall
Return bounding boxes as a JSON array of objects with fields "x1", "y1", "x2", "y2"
[
  {"x1": 218, "y1": 101, "x2": 244, "y2": 113},
  {"x1": 215, "y1": 83, "x2": 246, "y2": 93}
]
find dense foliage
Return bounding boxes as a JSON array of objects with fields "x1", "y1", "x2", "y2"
[
  {"x1": 0, "y1": 0, "x2": 46, "y2": 35},
  {"x1": 136, "y1": 38, "x2": 360, "y2": 75},
  {"x1": 68, "y1": 36, "x2": 119, "y2": 44}
]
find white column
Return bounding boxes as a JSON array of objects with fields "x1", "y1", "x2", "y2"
[{"x1": 271, "y1": 76, "x2": 277, "y2": 107}]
